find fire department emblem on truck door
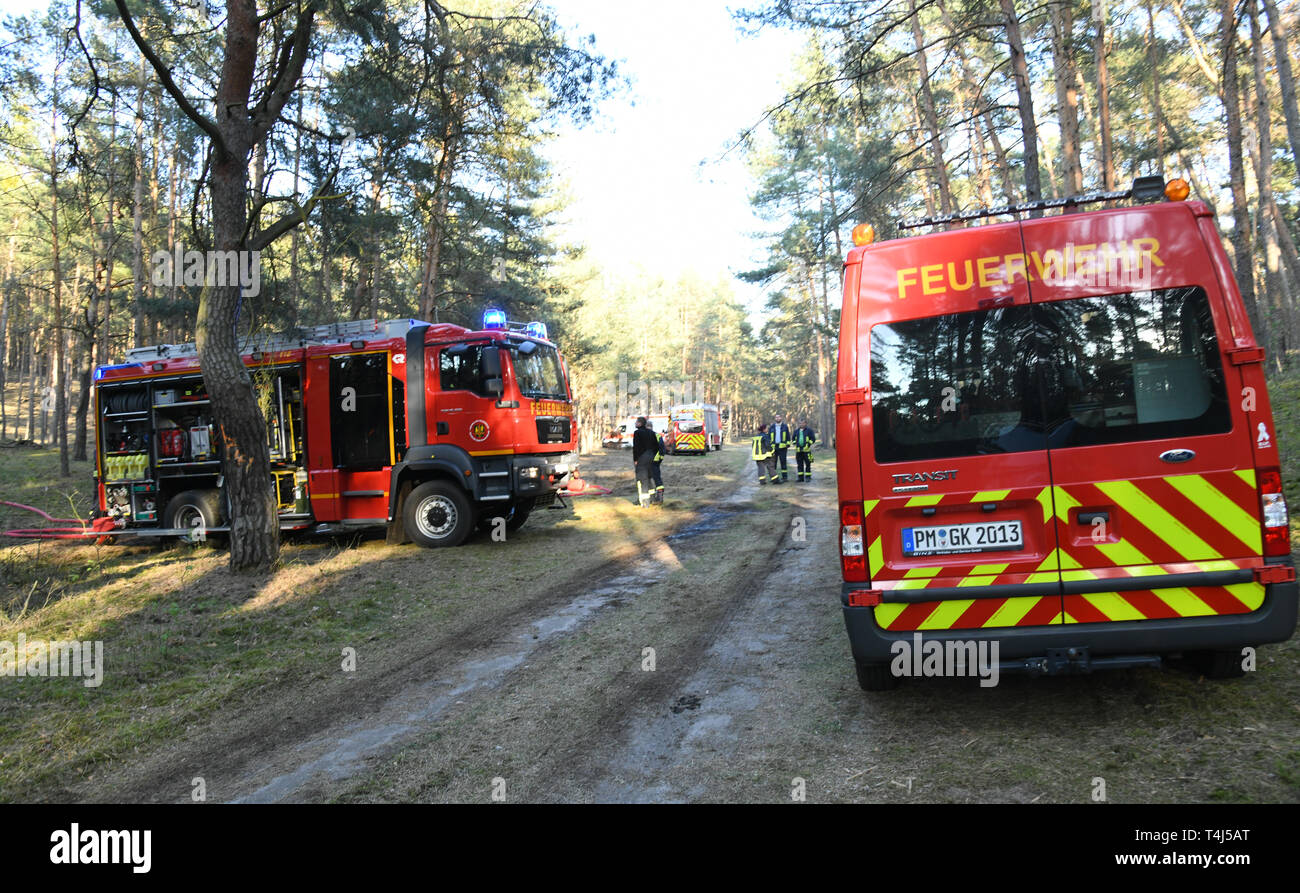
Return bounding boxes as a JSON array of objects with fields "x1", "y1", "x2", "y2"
[{"x1": 469, "y1": 420, "x2": 490, "y2": 442}]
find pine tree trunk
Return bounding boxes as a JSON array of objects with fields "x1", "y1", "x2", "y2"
[
  {"x1": 1093, "y1": 0, "x2": 1115, "y2": 189},
  {"x1": 999, "y1": 0, "x2": 1043, "y2": 203},
  {"x1": 50, "y1": 95, "x2": 69, "y2": 477},
  {"x1": 132, "y1": 57, "x2": 147, "y2": 350},
  {"x1": 419, "y1": 139, "x2": 456, "y2": 321},
  {"x1": 1260, "y1": 0, "x2": 1300, "y2": 186},
  {"x1": 1050, "y1": 1, "x2": 1083, "y2": 194},
  {"x1": 1148, "y1": 0, "x2": 1164, "y2": 173},
  {"x1": 909, "y1": 0, "x2": 954, "y2": 215},
  {"x1": 1222, "y1": 0, "x2": 1261, "y2": 333},
  {"x1": 1251, "y1": 2, "x2": 1285, "y2": 361}
]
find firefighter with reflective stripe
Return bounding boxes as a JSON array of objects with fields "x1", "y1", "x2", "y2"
[
  {"x1": 768, "y1": 415, "x2": 792, "y2": 482},
  {"x1": 632, "y1": 416, "x2": 659, "y2": 507},
  {"x1": 792, "y1": 420, "x2": 816, "y2": 482},
  {"x1": 752, "y1": 424, "x2": 778, "y2": 484},
  {"x1": 649, "y1": 429, "x2": 668, "y2": 504}
]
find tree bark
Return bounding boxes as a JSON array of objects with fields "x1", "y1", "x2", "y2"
[
  {"x1": 1147, "y1": 0, "x2": 1164, "y2": 174},
  {"x1": 50, "y1": 85, "x2": 69, "y2": 476},
  {"x1": 132, "y1": 56, "x2": 147, "y2": 350},
  {"x1": 1260, "y1": 0, "x2": 1300, "y2": 185},
  {"x1": 1050, "y1": 0, "x2": 1083, "y2": 194},
  {"x1": 117, "y1": 0, "x2": 321, "y2": 570},
  {"x1": 908, "y1": 0, "x2": 954, "y2": 215},
  {"x1": 1222, "y1": 0, "x2": 1261, "y2": 334},
  {"x1": 1093, "y1": 2, "x2": 1115, "y2": 188},
  {"x1": 1251, "y1": 2, "x2": 1286, "y2": 360},
  {"x1": 999, "y1": 0, "x2": 1043, "y2": 203}
]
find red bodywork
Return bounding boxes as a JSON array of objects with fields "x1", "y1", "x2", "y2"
[
  {"x1": 836, "y1": 198, "x2": 1296, "y2": 674},
  {"x1": 93, "y1": 320, "x2": 578, "y2": 545}
]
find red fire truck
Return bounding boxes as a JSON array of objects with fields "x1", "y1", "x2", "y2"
[
  {"x1": 836, "y1": 176, "x2": 1296, "y2": 689},
  {"x1": 92, "y1": 312, "x2": 579, "y2": 548}
]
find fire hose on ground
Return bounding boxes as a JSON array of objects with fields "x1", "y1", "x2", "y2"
[
  {"x1": 560, "y1": 474, "x2": 612, "y2": 497},
  {"x1": 1, "y1": 501, "x2": 118, "y2": 540},
  {"x1": 4, "y1": 472, "x2": 612, "y2": 542}
]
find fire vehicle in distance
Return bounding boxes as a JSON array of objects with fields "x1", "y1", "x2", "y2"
[
  {"x1": 93, "y1": 312, "x2": 578, "y2": 549},
  {"x1": 836, "y1": 176, "x2": 1296, "y2": 690},
  {"x1": 666, "y1": 403, "x2": 722, "y2": 454},
  {"x1": 602, "y1": 413, "x2": 671, "y2": 448}
]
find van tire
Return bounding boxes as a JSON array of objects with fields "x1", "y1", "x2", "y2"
[
  {"x1": 404, "y1": 480, "x2": 472, "y2": 548},
  {"x1": 1188, "y1": 649, "x2": 1247, "y2": 679},
  {"x1": 164, "y1": 489, "x2": 223, "y2": 542},
  {"x1": 855, "y1": 660, "x2": 900, "y2": 691}
]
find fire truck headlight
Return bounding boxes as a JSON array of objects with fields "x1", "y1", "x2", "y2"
[{"x1": 520, "y1": 467, "x2": 540, "y2": 480}]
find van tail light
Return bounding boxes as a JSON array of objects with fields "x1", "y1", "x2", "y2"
[
  {"x1": 841, "y1": 502, "x2": 868, "y2": 582},
  {"x1": 1258, "y1": 469, "x2": 1291, "y2": 557}
]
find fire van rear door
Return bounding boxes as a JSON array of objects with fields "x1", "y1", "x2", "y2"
[
  {"x1": 857, "y1": 225, "x2": 1065, "y2": 634},
  {"x1": 1022, "y1": 205, "x2": 1266, "y2": 628}
]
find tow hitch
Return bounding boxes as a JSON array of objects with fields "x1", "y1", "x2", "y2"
[{"x1": 1001, "y1": 647, "x2": 1162, "y2": 676}]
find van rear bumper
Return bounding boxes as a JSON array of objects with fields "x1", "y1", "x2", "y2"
[{"x1": 840, "y1": 567, "x2": 1298, "y2": 665}]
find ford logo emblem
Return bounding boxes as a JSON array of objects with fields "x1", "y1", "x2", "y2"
[{"x1": 1159, "y1": 449, "x2": 1196, "y2": 463}]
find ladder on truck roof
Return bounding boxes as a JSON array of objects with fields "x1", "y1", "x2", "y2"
[{"x1": 124, "y1": 318, "x2": 423, "y2": 364}]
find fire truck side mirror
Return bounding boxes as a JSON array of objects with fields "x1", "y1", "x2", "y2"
[{"x1": 482, "y1": 346, "x2": 504, "y2": 396}]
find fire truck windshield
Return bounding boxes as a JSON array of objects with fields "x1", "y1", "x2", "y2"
[{"x1": 508, "y1": 342, "x2": 568, "y2": 400}]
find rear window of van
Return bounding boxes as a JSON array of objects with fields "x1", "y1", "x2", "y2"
[{"x1": 869, "y1": 286, "x2": 1231, "y2": 463}]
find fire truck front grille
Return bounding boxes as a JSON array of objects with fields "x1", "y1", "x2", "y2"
[{"x1": 535, "y1": 418, "x2": 570, "y2": 444}]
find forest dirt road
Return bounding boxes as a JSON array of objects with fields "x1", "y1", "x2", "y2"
[{"x1": 9, "y1": 444, "x2": 1300, "y2": 804}]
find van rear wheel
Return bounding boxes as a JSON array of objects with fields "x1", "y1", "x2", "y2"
[
  {"x1": 404, "y1": 481, "x2": 472, "y2": 548},
  {"x1": 855, "y1": 660, "x2": 900, "y2": 691},
  {"x1": 1188, "y1": 649, "x2": 1247, "y2": 679}
]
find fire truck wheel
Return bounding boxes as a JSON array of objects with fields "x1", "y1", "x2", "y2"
[
  {"x1": 164, "y1": 489, "x2": 223, "y2": 542},
  {"x1": 1187, "y1": 649, "x2": 1247, "y2": 679},
  {"x1": 476, "y1": 497, "x2": 536, "y2": 534},
  {"x1": 855, "y1": 660, "x2": 900, "y2": 691},
  {"x1": 404, "y1": 480, "x2": 472, "y2": 548}
]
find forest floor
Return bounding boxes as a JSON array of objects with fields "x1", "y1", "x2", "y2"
[{"x1": 1, "y1": 432, "x2": 1298, "y2": 804}]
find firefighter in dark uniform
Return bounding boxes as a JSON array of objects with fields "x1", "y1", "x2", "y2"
[
  {"x1": 752, "y1": 423, "x2": 777, "y2": 484},
  {"x1": 769, "y1": 414, "x2": 792, "y2": 482},
  {"x1": 793, "y1": 419, "x2": 816, "y2": 482},
  {"x1": 632, "y1": 416, "x2": 659, "y2": 507},
  {"x1": 650, "y1": 426, "x2": 668, "y2": 504}
]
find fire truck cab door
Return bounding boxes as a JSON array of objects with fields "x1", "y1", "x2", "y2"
[
  {"x1": 432, "y1": 343, "x2": 515, "y2": 454},
  {"x1": 1021, "y1": 204, "x2": 1266, "y2": 628},
  {"x1": 859, "y1": 224, "x2": 1065, "y2": 635}
]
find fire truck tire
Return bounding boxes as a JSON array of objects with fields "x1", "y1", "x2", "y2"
[
  {"x1": 164, "y1": 489, "x2": 223, "y2": 542},
  {"x1": 476, "y1": 497, "x2": 536, "y2": 534},
  {"x1": 1187, "y1": 649, "x2": 1247, "y2": 679},
  {"x1": 854, "y1": 660, "x2": 900, "y2": 691},
  {"x1": 404, "y1": 480, "x2": 473, "y2": 548}
]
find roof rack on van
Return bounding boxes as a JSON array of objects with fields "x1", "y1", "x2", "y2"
[{"x1": 898, "y1": 175, "x2": 1168, "y2": 231}]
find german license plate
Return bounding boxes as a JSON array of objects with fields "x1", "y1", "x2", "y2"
[{"x1": 902, "y1": 520, "x2": 1024, "y2": 557}]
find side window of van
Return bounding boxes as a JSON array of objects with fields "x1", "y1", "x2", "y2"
[
  {"x1": 870, "y1": 305, "x2": 1047, "y2": 462},
  {"x1": 1041, "y1": 286, "x2": 1231, "y2": 446}
]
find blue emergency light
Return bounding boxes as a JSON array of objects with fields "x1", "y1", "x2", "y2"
[
  {"x1": 523, "y1": 321, "x2": 548, "y2": 340},
  {"x1": 483, "y1": 309, "x2": 508, "y2": 330}
]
